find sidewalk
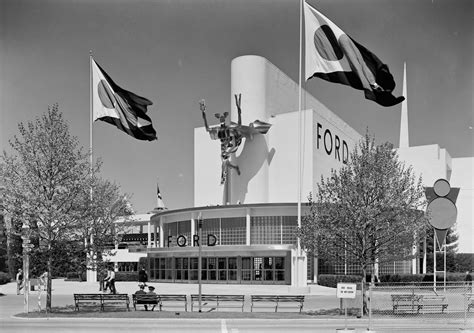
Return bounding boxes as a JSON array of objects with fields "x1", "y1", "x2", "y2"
[
  {"x1": 0, "y1": 279, "x2": 341, "y2": 318},
  {"x1": 0, "y1": 279, "x2": 337, "y2": 296}
]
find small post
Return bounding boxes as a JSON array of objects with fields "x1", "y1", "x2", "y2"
[
  {"x1": 344, "y1": 298, "x2": 348, "y2": 331},
  {"x1": 433, "y1": 230, "x2": 437, "y2": 292},
  {"x1": 21, "y1": 221, "x2": 31, "y2": 314},
  {"x1": 198, "y1": 213, "x2": 203, "y2": 313},
  {"x1": 368, "y1": 284, "x2": 373, "y2": 331},
  {"x1": 443, "y1": 244, "x2": 446, "y2": 293}
]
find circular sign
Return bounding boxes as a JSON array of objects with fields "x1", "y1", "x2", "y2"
[
  {"x1": 426, "y1": 197, "x2": 457, "y2": 229},
  {"x1": 433, "y1": 179, "x2": 450, "y2": 197}
]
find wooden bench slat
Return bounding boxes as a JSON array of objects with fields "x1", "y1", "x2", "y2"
[
  {"x1": 419, "y1": 295, "x2": 448, "y2": 314},
  {"x1": 159, "y1": 294, "x2": 188, "y2": 312},
  {"x1": 190, "y1": 294, "x2": 245, "y2": 312},
  {"x1": 250, "y1": 295, "x2": 304, "y2": 313},
  {"x1": 74, "y1": 293, "x2": 130, "y2": 312}
]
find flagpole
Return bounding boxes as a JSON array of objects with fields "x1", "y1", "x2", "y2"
[
  {"x1": 296, "y1": 0, "x2": 303, "y2": 287},
  {"x1": 90, "y1": 51, "x2": 93, "y2": 187},
  {"x1": 88, "y1": 50, "x2": 95, "y2": 283}
]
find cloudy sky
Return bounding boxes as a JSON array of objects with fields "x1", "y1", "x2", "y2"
[{"x1": 1, "y1": 0, "x2": 472, "y2": 217}]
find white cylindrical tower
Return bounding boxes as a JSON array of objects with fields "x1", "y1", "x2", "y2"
[{"x1": 229, "y1": 55, "x2": 271, "y2": 204}]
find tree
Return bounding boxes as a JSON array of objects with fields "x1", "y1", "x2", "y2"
[
  {"x1": 0, "y1": 104, "x2": 131, "y2": 311},
  {"x1": 76, "y1": 177, "x2": 134, "y2": 278},
  {"x1": 298, "y1": 132, "x2": 429, "y2": 314}
]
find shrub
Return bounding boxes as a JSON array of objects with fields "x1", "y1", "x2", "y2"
[
  {"x1": 0, "y1": 271, "x2": 11, "y2": 285},
  {"x1": 65, "y1": 271, "x2": 88, "y2": 281},
  {"x1": 318, "y1": 274, "x2": 362, "y2": 288},
  {"x1": 423, "y1": 273, "x2": 466, "y2": 282},
  {"x1": 115, "y1": 271, "x2": 138, "y2": 282},
  {"x1": 379, "y1": 274, "x2": 424, "y2": 283}
]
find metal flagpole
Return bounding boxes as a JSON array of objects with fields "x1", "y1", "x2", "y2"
[
  {"x1": 90, "y1": 50, "x2": 93, "y2": 185},
  {"x1": 89, "y1": 51, "x2": 94, "y2": 283},
  {"x1": 296, "y1": 0, "x2": 303, "y2": 287}
]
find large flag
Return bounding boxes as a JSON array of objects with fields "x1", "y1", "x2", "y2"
[
  {"x1": 91, "y1": 58, "x2": 157, "y2": 141},
  {"x1": 304, "y1": 2, "x2": 405, "y2": 107}
]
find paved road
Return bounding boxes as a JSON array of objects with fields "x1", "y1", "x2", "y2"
[{"x1": 0, "y1": 317, "x2": 468, "y2": 333}]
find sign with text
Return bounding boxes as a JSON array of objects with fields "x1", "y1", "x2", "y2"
[{"x1": 336, "y1": 283, "x2": 357, "y2": 299}]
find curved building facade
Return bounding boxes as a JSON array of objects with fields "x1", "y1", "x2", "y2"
[{"x1": 146, "y1": 203, "x2": 306, "y2": 285}]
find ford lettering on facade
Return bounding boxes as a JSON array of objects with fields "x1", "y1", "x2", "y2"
[
  {"x1": 316, "y1": 122, "x2": 349, "y2": 164},
  {"x1": 167, "y1": 234, "x2": 217, "y2": 247}
]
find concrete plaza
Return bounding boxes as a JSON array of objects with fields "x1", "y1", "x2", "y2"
[{"x1": 0, "y1": 279, "x2": 472, "y2": 332}]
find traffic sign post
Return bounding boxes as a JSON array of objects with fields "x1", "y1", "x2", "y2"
[{"x1": 336, "y1": 283, "x2": 356, "y2": 332}]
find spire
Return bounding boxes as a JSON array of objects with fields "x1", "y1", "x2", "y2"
[
  {"x1": 155, "y1": 180, "x2": 166, "y2": 210},
  {"x1": 399, "y1": 62, "x2": 409, "y2": 148}
]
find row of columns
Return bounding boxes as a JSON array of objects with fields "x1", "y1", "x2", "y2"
[{"x1": 145, "y1": 209, "x2": 253, "y2": 248}]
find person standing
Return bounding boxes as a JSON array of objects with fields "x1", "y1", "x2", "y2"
[
  {"x1": 138, "y1": 267, "x2": 148, "y2": 287},
  {"x1": 39, "y1": 271, "x2": 48, "y2": 289},
  {"x1": 104, "y1": 268, "x2": 116, "y2": 294},
  {"x1": 466, "y1": 270, "x2": 472, "y2": 292},
  {"x1": 16, "y1": 269, "x2": 23, "y2": 295}
]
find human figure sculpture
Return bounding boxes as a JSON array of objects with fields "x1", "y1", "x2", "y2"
[{"x1": 200, "y1": 94, "x2": 271, "y2": 185}]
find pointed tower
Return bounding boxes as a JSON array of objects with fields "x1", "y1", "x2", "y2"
[
  {"x1": 399, "y1": 62, "x2": 409, "y2": 148},
  {"x1": 155, "y1": 181, "x2": 166, "y2": 210}
]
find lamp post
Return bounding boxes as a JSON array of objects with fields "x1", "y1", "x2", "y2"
[
  {"x1": 198, "y1": 213, "x2": 202, "y2": 313},
  {"x1": 21, "y1": 220, "x2": 32, "y2": 313}
]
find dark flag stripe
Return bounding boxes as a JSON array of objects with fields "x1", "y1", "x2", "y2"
[
  {"x1": 92, "y1": 58, "x2": 157, "y2": 141},
  {"x1": 304, "y1": 2, "x2": 404, "y2": 107}
]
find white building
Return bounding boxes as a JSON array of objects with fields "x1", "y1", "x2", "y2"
[{"x1": 107, "y1": 56, "x2": 473, "y2": 285}]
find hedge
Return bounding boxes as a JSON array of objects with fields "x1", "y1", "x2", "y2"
[
  {"x1": 379, "y1": 274, "x2": 425, "y2": 283},
  {"x1": 0, "y1": 272, "x2": 11, "y2": 285},
  {"x1": 318, "y1": 274, "x2": 363, "y2": 288},
  {"x1": 65, "y1": 272, "x2": 86, "y2": 281},
  {"x1": 421, "y1": 273, "x2": 467, "y2": 282},
  {"x1": 115, "y1": 271, "x2": 138, "y2": 282},
  {"x1": 319, "y1": 273, "x2": 469, "y2": 287}
]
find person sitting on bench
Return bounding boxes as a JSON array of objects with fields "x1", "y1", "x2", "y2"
[{"x1": 146, "y1": 286, "x2": 158, "y2": 311}]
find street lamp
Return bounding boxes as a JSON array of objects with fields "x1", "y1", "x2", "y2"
[
  {"x1": 198, "y1": 213, "x2": 202, "y2": 313},
  {"x1": 21, "y1": 220, "x2": 33, "y2": 313}
]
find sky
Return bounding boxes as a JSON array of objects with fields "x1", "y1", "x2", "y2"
[{"x1": 1, "y1": 0, "x2": 473, "y2": 216}]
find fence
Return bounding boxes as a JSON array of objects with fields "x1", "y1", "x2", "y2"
[{"x1": 368, "y1": 282, "x2": 473, "y2": 328}]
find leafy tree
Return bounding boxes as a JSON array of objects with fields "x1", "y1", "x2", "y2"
[
  {"x1": 0, "y1": 104, "x2": 131, "y2": 311},
  {"x1": 298, "y1": 133, "x2": 429, "y2": 314},
  {"x1": 75, "y1": 177, "x2": 134, "y2": 277}
]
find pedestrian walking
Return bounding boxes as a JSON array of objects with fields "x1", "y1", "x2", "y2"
[
  {"x1": 16, "y1": 269, "x2": 23, "y2": 295},
  {"x1": 138, "y1": 267, "x2": 148, "y2": 287},
  {"x1": 103, "y1": 267, "x2": 116, "y2": 294}
]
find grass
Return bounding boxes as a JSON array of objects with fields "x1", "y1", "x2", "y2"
[{"x1": 16, "y1": 305, "x2": 362, "y2": 319}]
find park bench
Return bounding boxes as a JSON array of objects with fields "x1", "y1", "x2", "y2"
[
  {"x1": 419, "y1": 295, "x2": 448, "y2": 314},
  {"x1": 158, "y1": 294, "x2": 188, "y2": 312},
  {"x1": 250, "y1": 295, "x2": 305, "y2": 313},
  {"x1": 391, "y1": 294, "x2": 422, "y2": 314},
  {"x1": 74, "y1": 293, "x2": 130, "y2": 311},
  {"x1": 190, "y1": 294, "x2": 245, "y2": 312},
  {"x1": 132, "y1": 294, "x2": 159, "y2": 311}
]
